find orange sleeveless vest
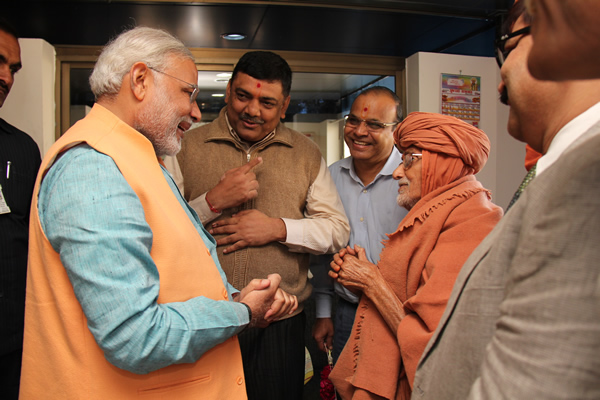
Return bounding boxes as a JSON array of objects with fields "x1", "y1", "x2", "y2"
[{"x1": 20, "y1": 104, "x2": 247, "y2": 399}]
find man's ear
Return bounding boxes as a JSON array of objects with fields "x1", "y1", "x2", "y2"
[
  {"x1": 280, "y1": 95, "x2": 291, "y2": 119},
  {"x1": 224, "y1": 80, "x2": 231, "y2": 104},
  {"x1": 130, "y1": 62, "x2": 151, "y2": 102}
]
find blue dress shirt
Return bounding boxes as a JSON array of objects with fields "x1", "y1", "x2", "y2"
[{"x1": 38, "y1": 144, "x2": 249, "y2": 374}]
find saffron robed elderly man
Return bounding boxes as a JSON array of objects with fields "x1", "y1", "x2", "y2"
[
  {"x1": 19, "y1": 27, "x2": 297, "y2": 400},
  {"x1": 412, "y1": 2, "x2": 600, "y2": 398},
  {"x1": 328, "y1": 112, "x2": 503, "y2": 400}
]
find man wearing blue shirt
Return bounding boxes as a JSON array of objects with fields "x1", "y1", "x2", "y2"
[
  {"x1": 311, "y1": 86, "x2": 407, "y2": 361},
  {"x1": 20, "y1": 27, "x2": 296, "y2": 400}
]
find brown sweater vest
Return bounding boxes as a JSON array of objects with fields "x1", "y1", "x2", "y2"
[
  {"x1": 20, "y1": 104, "x2": 247, "y2": 400},
  {"x1": 177, "y1": 107, "x2": 321, "y2": 306}
]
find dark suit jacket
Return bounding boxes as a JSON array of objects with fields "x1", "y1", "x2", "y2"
[
  {"x1": 412, "y1": 122, "x2": 600, "y2": 399},
  {"x1": 0, "y1": 119, "x2": 41, "y2": 356}
]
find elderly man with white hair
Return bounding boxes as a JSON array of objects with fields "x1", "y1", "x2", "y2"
[
  {"x1": 19, "y1": 26, "x2": 296, "y2": 400},
  {"x1": 328, "y1": 112, "x2": 503, "y2": 400}
]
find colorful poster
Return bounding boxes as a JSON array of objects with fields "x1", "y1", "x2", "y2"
[{"x1": 441, "y1": 73, "x2": 481, "y2": 127}]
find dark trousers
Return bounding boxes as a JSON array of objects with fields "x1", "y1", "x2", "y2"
[
  {"x1": 0, "y1": 348, "x2": 22, "y2": 400},
  {"x1": 238, "y1": 312, "x2": 306, "y2": 400},
  {"x1": 333, "y1": 297, "x2": 358, "y2": 363}
]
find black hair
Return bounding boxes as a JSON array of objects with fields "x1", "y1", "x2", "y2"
[
  {"x1": 0, "y1": 17, "x2": 19, "y2": 39},
  {"x1": 231, "y1": 51, "x2": 292, "y2": 97},
  {"x1": 357, "y1": 86, "x2": 403, "y2": 122},
  {"x1": 502, "y1": 0, "x2": 533, "y2": 36}
]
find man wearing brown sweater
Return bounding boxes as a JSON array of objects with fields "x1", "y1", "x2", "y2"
[{"x1": 167, "y1": 51, "x2": 349, "y2": 400}]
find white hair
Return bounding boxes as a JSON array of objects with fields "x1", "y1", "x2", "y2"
[{"x1": 89, "y1": 26, "x2": 194, "y2": 100}]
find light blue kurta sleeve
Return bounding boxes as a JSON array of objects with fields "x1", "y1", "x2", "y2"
[{"x1": 38, "y1": 144, "x2": 249, "y2": 374}]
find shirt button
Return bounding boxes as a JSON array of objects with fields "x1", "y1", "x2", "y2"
[
  {"x1": 362, "y1": 189, "x2": 367, "y2": 193},
  {"x1": 222, "y1": 289, "x2": 228, "y2": 298},
  {"x1": 360, "y1": 217, "x2": 364, "y2": 222},
  {"x1": 237, "y1": 376, "x2": 244, "y2": 385}
]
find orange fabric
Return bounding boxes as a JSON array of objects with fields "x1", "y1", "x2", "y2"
[
  {"x1": 525, "y1": 144, "x2": 542, "y2": 171},
  {"x1": 330, "y1": 176, "x2": 503, "y2": 400},
  {"x1": 20, "y1": 104, "x2": 247, "y2": 400},
  {"x1": 331, "y1": 113, "x2": 501, "y2": 399},
  {"x1": 394, "y1": 112, "x2": 491, "y2": 176}
]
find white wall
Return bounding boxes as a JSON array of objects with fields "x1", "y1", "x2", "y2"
[
  {"x1": 0, "y1": 38, "x2": 55, "y2": 156},
  {"x1": 406, "y1": 52, "x2": 525, "y2": 210},
  {"x1": 287, "y1": 120, "x2": 345, "y2": 165}
]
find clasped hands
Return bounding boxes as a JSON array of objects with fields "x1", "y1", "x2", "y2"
[
  {"x1": 236, "y1": 273, "x2": 298, "y2": 329},
  {"x1": 313, "y1": 245, "x2": 380, "y2": 352},
  {"x1": 328, "y1": 244, "x2": 380, "y2": 296}
]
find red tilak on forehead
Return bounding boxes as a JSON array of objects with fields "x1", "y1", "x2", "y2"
[
  {"x1": 364, "y1": 107, "x2": 368, "y2": 112},
  {"x1": 257, "y1": 83, "x2": 261, "y2": 88}
]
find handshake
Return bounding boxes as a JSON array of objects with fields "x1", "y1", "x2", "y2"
[{"x1": 235, "y1": 273, "x2": 298, "y2": 328}]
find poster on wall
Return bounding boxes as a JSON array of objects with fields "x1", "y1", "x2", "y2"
[{"x1": 440, "y1": 73, "x2": 481, "y2": 127}]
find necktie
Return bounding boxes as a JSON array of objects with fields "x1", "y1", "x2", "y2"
[{"x1": 507, "y1": 163, "x2": 536, "y2": 210}]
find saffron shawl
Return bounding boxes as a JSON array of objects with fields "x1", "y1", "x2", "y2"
[{"x1": 329, "y1": 175, "x2": 503, "y2": 400}]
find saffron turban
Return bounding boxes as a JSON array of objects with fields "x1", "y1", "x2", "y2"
[{"x1": 394, "y1": 112, "x2": 490, "y2": 174}]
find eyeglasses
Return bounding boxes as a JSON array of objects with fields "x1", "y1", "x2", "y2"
[
  {"x1": 149, "y1": 66, "x2": 200, "y2": 103},
  {"x1": 344, "y1": 115, "x2": 398, "y2": 132},
  {"x1": 495, "y1": 26, "x2": 531, "y2": 67},
  {"x1": 401, "y1": 152, "x2": 422, "y2": 170}
]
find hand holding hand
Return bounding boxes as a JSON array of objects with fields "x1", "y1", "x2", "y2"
[
  {"x1": 237, "y1": 274, "x2": 296, "y2": 328},
  {"x1": 328, "y1": 245, "x2": 356, "y2": 279},
  {"x1": 264, "y1": 287, "x2": 298, "y2": 323},
  {"x1": 329, "y1": 245, "x2": 378, "y2": 295}
]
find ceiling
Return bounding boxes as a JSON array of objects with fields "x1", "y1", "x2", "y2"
[
  {"x1": 6, "y1": 0, "x2": 514, "y2": 58},
  {"x1": 6, "y1": 0, "x2": 515, "y2": 125}
]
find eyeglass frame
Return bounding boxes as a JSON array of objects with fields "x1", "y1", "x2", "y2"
[
  {"x1": 494, "y1": 26, "x2": 531, "y2": 68},
  {"x1": 344, "y1": 114, "x2": 399, "y2": 132},
  {"x1": 400, "y1": 151, "x2": 422, "y2": 170},
  {"x1": 148, "y1": 66, "x2": 200, "y2": 103}
]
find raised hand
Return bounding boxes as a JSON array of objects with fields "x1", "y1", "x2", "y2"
[{"x1": 205, "y1": 157, "x2": 262, "y2": 211}]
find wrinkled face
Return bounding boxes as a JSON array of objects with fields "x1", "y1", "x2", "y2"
[
  {"x1": 392, "y1": 146, "x2": 422, "y2": 210},
  {"x1": 0, "y1": 31, "x2": 21, "y2": 108},
  {"x1": 497, "y1": 17, "x2": 560, "y2": 151},
  {"x1": 344, "y1": 92, "x2": 398, "y2": 164},
  {"x1": 225, "y1": 72, "x2": 290, "y2": 143},
  {"x1": 135, "y1": 57, "x2": 201, "y2": 157},
  {"x1": 527, "y1": 0, "x2": 600, "y2": 80}
]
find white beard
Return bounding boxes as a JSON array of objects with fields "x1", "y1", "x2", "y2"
[{"x1": 134, "y1": 85, "x2": 183, "y2": 157}]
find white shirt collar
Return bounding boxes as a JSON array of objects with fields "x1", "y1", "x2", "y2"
[{"x1": 537, "y1": 101, "x2": 600, "y2": 175}]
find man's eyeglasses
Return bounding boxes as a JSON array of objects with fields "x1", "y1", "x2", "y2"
[
  {"x1": 344, "y1": 115, "x2": 398, "y2": 132},
  {"x1": 494, "y1": 26, "x2": 531, "y2": 67},
  {"x1": 149, "y1": 66, "x2": 200, "y2": 103},
  {"x1": 401, "y1": 152, "x2": 422, "y2": 170}
]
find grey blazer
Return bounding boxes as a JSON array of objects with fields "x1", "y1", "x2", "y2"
[{"x1": 412, "y1": 123, "x2": 600, "y2": 400}]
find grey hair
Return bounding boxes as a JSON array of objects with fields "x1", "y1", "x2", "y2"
[{"x1": 89, "y1": 26, "x2": 194, "y2": 100}]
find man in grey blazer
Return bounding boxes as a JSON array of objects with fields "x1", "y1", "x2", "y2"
[{"x1": 412, "y1": 2, "x2": 600, "y2": 399}]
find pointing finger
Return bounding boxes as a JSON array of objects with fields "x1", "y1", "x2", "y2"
[{"x1": 241, "y1": 157, "x2": 263, "y2": 174}]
